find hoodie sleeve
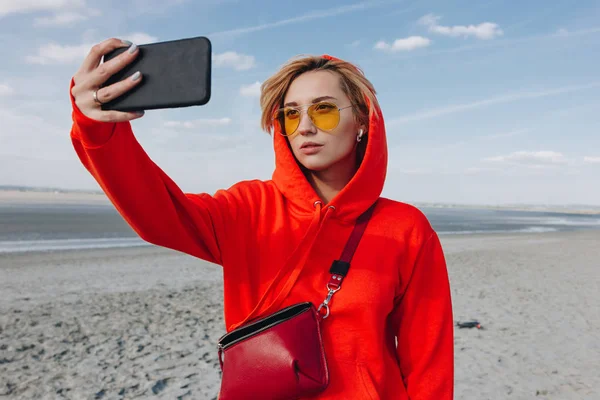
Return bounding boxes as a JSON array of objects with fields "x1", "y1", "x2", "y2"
[
  {"x1": 68, "y1": 78, "x2": 240, "y2": 266},
  {"x1": 391, "y1": 231, "x2": 454, "y2": 399}
]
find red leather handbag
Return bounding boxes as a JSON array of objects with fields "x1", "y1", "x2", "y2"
[{"x1": 216, "y1": 204, "x2": 375, "y2": 400}]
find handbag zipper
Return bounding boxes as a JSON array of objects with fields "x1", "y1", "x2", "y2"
[{"x1": 218, "y1": 302, "x2": 313, "y2": 351}]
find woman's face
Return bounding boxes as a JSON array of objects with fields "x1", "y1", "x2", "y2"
[{"x1": 283, "y1": 70, "x2": 363, "y2": 173}]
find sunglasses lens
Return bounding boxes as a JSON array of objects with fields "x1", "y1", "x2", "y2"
[
  {"x1": 276, "y1": 108, "x2": 301, "y2": 136},
  {"x1": 309, "y1": 102, "x2": 339, "y2": 131}
]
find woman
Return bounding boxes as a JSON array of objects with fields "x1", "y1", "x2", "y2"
[{"x1": 69, "y1": 38, "x2": 454, "y2": 399}]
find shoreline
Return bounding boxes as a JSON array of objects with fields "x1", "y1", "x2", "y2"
[
  {"x1": 1, "y1": 189, "x2": 599, "y2": 215},
  {"x1": 2, "y1": 228, "x2": 599, "y2": 256}
]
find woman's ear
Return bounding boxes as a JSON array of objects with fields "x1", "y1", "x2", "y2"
[
  {"x1": 359, "y1": 123, "x2": 367, "y2": 135},
  {"x1": 353, "y1": 112, "x2": 368, "y2": 135}
]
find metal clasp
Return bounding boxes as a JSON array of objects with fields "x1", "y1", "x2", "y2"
[
  {"x1": 317, "y1": 285, "x2": 341, "y2": 319},
  {"x1": 217, "y1": 343, "x2": 224, "y2": 369}
]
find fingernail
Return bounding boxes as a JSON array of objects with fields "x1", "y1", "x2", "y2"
[
  {"x1": 121, "y1": 40, "x2": 132, "y2": 46},
  {"x1": 131, "y1": 71, "x2": 141, "y2": 81},
  {"x1": 135, "y1": 111, "x2": 145, "y2": 116},
  {"x1": 128, "y1": 43, "x2": 137, "y2": 54}
]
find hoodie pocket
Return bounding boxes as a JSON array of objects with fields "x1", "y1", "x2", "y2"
[
  {"x1": 357, "y1": 363, "x2": 380, "y2": 400},
  {"x1": 329, "y1": 359, "x2": 380, "y2": 400}
]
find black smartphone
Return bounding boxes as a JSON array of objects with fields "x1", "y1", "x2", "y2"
[{"x1": 100, "y1": 36, "x2": 211, "y2": 112}]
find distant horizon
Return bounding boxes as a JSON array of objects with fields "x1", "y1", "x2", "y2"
[{"x1": 2, "y1": 184, "x2": 599, "y2": 210}]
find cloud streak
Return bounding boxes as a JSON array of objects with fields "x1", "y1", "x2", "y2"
[
  {"x1": 213, "y1": 52, "x2": 256, "y2": 70},
  {"x1": 584, "y1": 156, "x2": 600, "y2": 164},
  {"x1": 33, "y1": 8, "x2": 101, "y2": 27},
  {"x1": 389, "y1": 82, "x2": 600, "y2": 124},
  {"x1": 0, "y1": 0, "x2": 87, "y2": 17},
  {"x1": 25, "y1": 33, "x2": 158, "y2": 65},
  {"x1": 484, "y1": 151, "x2": 568, "y2": 165},
  {"x1": 209, "y1": 0, "x2": 392, "y2": 37}
]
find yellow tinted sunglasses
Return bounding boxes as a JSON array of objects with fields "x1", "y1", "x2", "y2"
[{"x1": 274, "y1": 101, "x2": 353, "y2": 136}]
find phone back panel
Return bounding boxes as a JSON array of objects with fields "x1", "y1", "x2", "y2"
[{"x1": 100, "y1": 36, "x2": 211, "y2": 111}]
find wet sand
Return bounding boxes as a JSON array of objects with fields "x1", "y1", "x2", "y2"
[{"x1": 1, "y1": 231, "x2": 599, "y2": 399}]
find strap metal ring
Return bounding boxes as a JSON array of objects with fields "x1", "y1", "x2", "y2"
[{"x1": 317, "y1": 303, "x2": 330, "y2": 319}]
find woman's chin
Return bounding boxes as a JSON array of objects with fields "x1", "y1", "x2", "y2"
[{"x1": 298, "y1": 157, "x2": 332, "y2": 172}]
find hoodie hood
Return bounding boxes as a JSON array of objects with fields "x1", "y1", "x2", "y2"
[{"x1": 271, "y1": 54, "x2": 388, "y2": 222}]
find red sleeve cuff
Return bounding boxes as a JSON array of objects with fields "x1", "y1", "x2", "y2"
[{"x1": 69, "y1": 77, "x2": 118, "y2": 148}]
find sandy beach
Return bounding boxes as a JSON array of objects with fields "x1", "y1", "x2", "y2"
[{"x1": 1, "y1": 230, "x2": 599, "y2": 399}]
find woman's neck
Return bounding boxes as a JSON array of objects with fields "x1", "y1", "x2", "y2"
[{"x1": 305, "y1": 153, "x2": 357, "y2": 204}]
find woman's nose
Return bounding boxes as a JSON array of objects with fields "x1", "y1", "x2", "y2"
[{"x1": 296, "y1": 112, "x2": 316, "y2": 136}]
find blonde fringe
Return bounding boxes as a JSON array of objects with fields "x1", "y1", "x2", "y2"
[{"x1": 259, "y1": 55, "x2": 380, "y2": 135}]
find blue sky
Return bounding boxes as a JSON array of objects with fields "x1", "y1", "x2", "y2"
[{"x1": 0, "y1": 0, "x2": 599, "y2": 206}]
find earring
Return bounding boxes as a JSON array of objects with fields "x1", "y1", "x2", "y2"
[{"x1": 357, "y1": 129, "x2": 364, "y2": 142}]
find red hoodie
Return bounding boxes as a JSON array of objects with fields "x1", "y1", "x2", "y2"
[{"x1": 68, "y1": 55, "x2": 454, "y2": 399}]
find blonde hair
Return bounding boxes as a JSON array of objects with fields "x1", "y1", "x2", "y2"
[{"x1": 260, "y1": 55, "x2": 380, "y2": 134}]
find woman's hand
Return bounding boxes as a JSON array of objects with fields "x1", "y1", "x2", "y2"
[{"x1": 71, "y1": 38, "x2": 145, "y2": 123}]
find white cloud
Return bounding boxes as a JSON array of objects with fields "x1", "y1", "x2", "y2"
[
  {"x1": 0, "y1": 84, "x2": 14, "y2": 96},
  {"x1": 389, "y1": 82, "x2": 600, "y2": 124},
  {"x1": 163, "y1": 118, "x2": 232, "y2": 129},
  {"x1": 484, "y1": 151, "x2": 568, "y2": 165},
  {"x1": 0, "y1": 0, "x2": 86, "y2": 17},
  {"x1": 419, "y1": 14, "x2": 503, "y2": 40},
  {"x1": 1, "y1": 0, "x2": 101, "y2": 28},
  {"x1": 396, "y1": 26, "x2": 600, "y2": 60},
  {"x1": 213, "y1": 52, "x2": 256, "y2": 70},
  {"x1": 26, "y1": 43, "x2": 90, "y2": 65},
  {"x1": 25, "y1": 33, "x2": 158, "y2": 65},
  {"x1": 552, "y1": 27, "x2": 600, "y2": 39},
  {"x1": 374, "y1": 36, "x2": 431, "y2": 52},
  {"x1": 34, "y1": 11, "x2": 88, "y2": 26},
  {"x1": 239, "y1": 81, "x2": 261, "y2": 97},
  {"x1": 584, "y1": 156, "x2": 600, "y2": 164},
  {"x1": 33, "y1": 8, "x2": 100, "y2": 26},
  {"x1": 120, "y1": 32, "x2": 158, "y2": 45}
]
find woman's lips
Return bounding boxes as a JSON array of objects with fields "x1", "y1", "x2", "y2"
[{"x1": 299, "y1": 144, "x2": 323, "y2": 155}]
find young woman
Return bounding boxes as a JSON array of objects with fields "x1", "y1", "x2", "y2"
[{"x1": 69, "y1": 38, "x2": 454, "y2": 399}]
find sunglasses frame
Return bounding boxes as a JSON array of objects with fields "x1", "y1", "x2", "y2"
[{"x1": 273, "y1": 101, "x2": 353, "y2": 136}]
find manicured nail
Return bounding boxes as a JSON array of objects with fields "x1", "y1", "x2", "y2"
[
  {"x1": 121, "y1": 40, "x2": 132, "y2": 46},
  {"x1": 128, "y1": 43, "x2": 137, "y2": 54},
  {"x1": 131, "y1": 71, "x2": 141, "y2": 81},
  {"x1": 135, "y1": 111, "x2": 145, "y2": 116}
]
